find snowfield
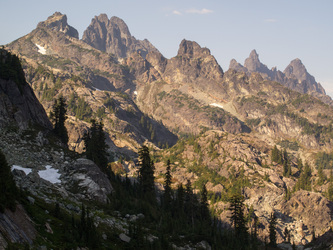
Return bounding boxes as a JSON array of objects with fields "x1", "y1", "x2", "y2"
[
  {"x1": 210, "y1": 103, "x2": 224, "y2": 109},
  {"x1": 38, "y1": 165, "x2": 61, "y2": 184},
  {"x1": 12, "y1": 165, "x2": 32, "y2": 175},
  {"x1": 35, "y1": 44, "x2": 47, "y2": 55}
]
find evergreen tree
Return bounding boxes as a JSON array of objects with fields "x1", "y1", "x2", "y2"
[
  {"x1": 284, "y1": 227, "x2": 290, "y2": 243},
  {"x1": 184, "y1": 180, "x2": 195, "y2": 227},
  {"x1": 328, "y1": 170, "x2": 333, "y2": 201},
  {"x1": 83, "y1": 119, "x2": 108, "y2": 171},
  {"x1": 163, "y1": 160, "x2": 172, "y2": 209},
  {"x1": 0, "y1": 149, "x2": 19, "y2": 212},
  {"x1": 229, "y1": 193, "x2": 247, "y2": 241},
  {"x1": 199, "y1": 183, "x2": 210, "y2": 221},
  {"x1": 294, "y1": 162, "x2": 312, "y2": 191},
  {"x1": 271, "y1": 145, "x2": 279, "y2": 163},
  {"x1": 50, "y1": 96, "x2": 69, "y2": 145},
  {"x1": 268, "y1": 212, "x2": 277, "y2": 247},
  {"x1": 175, "y1": 183, "x2": 185, "y2": 213},
  {"x1": 137, "y1": 145, "x2": 155, "y2": 201}
]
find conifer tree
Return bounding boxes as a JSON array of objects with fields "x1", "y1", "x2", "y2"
[
  {"x1": 163, "y1": 160, "x2": 172, "y2": 209},
  {"x1": 271, "y1": 145, "x2": 279, "y2": 163},
  {"x1": 50, "y1": 96, "x2": 68, "y2": 145},
  {"x1": 175, "y1": 183, "x2": 185, "y2": 213},
  {"x1": 229, "y1": 193, "x2": 247, "y2": 240},
  {"x1": 199, "y1": 183, "x2": 210, "y2": 221},
  {"x1": 269, "y1": 212, "x2": 277, "y2": 247},
  {"x1": 0, "y1": 149, "x2": 19, "y2": 212},
  {"x1": 138, "y1": 145, "x2": 155, "y2": 200},
  {"x1": 83, "y1": 119, "x2": 108, "y2": 171}
]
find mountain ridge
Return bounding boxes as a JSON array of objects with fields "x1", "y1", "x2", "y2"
[{"x1": 2, "y1": 12, "x2": 333, "y2": 248}]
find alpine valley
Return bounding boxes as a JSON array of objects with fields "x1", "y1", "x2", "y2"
[{"x1": 1, "y1": 12, "x2": 333, "y2": 249}]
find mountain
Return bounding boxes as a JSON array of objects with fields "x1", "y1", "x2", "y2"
[
  {"x1": 2, "y1": 12, "x2": 333, "y2": 248},
  {"x1": 229, "y1": 50, "x2": 332, "y2": 105},
  {"x1": 37, "y1": 12, "x2": 79, "y2": 39},
  {"x1": 82, "y1": 14, "x2": 159, "y2": 59}
]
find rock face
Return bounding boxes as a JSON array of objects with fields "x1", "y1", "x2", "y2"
[
  {"x1": 0, "y1": 205, "x2": 37, "y2": 248},
  {"x1": 0, "y1": 49, "x2": 52, "y2": 130},
  {"x1": 284, "y1": 58, "x2": 326, "y2": 94},
  {"x1": 82, "y1": 14, "x2": 159, "y2": 58},
  {"x1": 244, "y1": 50, "x2": 271, "y2": 77},
  {"x1": 37, "y1": 12, "x2": 79, "y2": 39},
  {"x1": 229, "y1": 50, "x2": 331, "y2": 104}
]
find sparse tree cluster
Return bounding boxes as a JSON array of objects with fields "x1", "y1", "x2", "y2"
[{"x1": 271, "y1": 146, "x2": 291, "y2": 177}]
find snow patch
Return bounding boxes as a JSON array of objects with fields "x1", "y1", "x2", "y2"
[
  {"x1": 92, "y1": 86, "x2": 101, "y2": 91},
  {"x1": 35, "y1": 44, "x2": 47, "y2": 55},
  {"x1": 134, "y1": 91, "x2": 138, "y2": 95},
  {"x1": 38, "y1": 165, "x2": 61, "y2": 184},
  {"x1": 210, "y1": 103, "x2": 224, "y2": 109},
  {"x1": 12, "y1": 165, "x2": 32, "y2": 175}
]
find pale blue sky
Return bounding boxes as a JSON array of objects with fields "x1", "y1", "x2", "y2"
[{"x1": 1, "y1": 0, "x2": 332, "y2": 97}]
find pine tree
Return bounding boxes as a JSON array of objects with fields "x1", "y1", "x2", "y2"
[
  {"x1": 138, "y1": 145, "x2": 155, "y2": 201},
  {"x1": 328, "y1": 170, "x2": 333, "y2": 201},
  {"x1": 200, "y1": 183, "x2": 210, "y2": 221},
  {"x1": 269, "y1": 212, "x2": 277, "y2": 247},
  {"x1": 184, "y1": 180, "x2": 195, "y2": 227},
  {"x1": 83, "y1": 119, "x2": 108, "y2": 171},
  {"x1": 175, "y1": 183, "x2": 185, "y2": 213},
  {"x1": 0, "y1": 149, "x2": 19, "y2": 212},
  {"x1": 229, "y1": 193, "x2": 247, "y2": 241},
  {"x1": 271, "y1": 145, "x2": 279, "y2": 163},
  {"x1": 163, "y1": 160, "x2": 172, "y2": 209},
  {"x1": 50, "y1": 96, "x2": 68, "y2": 145}
]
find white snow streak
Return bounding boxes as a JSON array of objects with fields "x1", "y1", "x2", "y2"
[
  {"x1": 134, "y1": 91, "x2": 138, "y2": 95},
  {"x1": 35, "y1": 44, "x2": 47, "y2": 55},
  {"x1": 12, "y1": 165, "x2": 32, "y2": 175},
  {"x1": 38, "y1": 165, "x2": 61, "y2": 184},
  {"x1": 210, "y1": 103, "x2": 224, "y2": 109}
]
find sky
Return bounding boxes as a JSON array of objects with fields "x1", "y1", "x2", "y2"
[{"x1": 1, "y1": 0, "x2": 332, "y2": 97}]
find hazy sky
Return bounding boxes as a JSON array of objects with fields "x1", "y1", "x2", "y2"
[{"x1": 1, "y1": 0, "x2": 332, "y2": 97}]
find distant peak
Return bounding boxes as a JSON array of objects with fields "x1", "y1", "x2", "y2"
[
  {"x1": 177, "y1": 39, "x2": 210, "y2": 57},
  {"x1": 37, "y1": 12, "x2": 79, "y2": 39},
  {"x1": 95, "y1": 13, "x2": 109, "y2": 23},
  {"x1": 249, "y1": 49, "x2": 259, "y2": 60}
]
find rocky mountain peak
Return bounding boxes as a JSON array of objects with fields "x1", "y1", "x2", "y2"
[
  {"x1": 244, "y1": 49, "x2": 270, "y2": 74},
  {"x1": 37, "y1": 12, "x2": 79, "y2": 39},
  {"x1": 82, "y1": 14, "x2": 158, "y2": 59},
  {"x1": 284, "y1": 58, "x2": 308, "y2": 81},
  {"x1": 95, "y1": 13, "x2": 109, "y2": 24},
  {"x1": 110, "y1": 16, "x2": 131, "y2": 37},
  {"x1": 284, "y1": 58, "x2": 326, "y2": 94},
  {"x1": 177, "y1": 39, "x2": 211, "y2": 58},
  {"x1": 229, "y1": 58, "x2": 247, "y2": 73}
]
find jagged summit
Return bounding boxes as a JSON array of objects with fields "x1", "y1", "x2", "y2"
[
  {"x1": 82, "y1": 14, "x2": 158, "y2": 59},
  {"x1": 244, "y1": 49, "x2": 271, "y2": 75},
  {"x1": 229, "y1": 49, "x2": 329, "y2": 100},
  {"x1": 37, "y1": 12, "x2": 79, "y2": 39},
  {"x1": 177, "y1": 39, "x2": 211, "y2": 58}
]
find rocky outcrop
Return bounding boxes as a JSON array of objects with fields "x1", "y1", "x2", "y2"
[
  {"x1": 0, "y1": 205, "x2": 37, "y2": 249},
  {"x1": 82, "y1": 14, "x2": 159, "y2": 59},
  {"x1": 0, "y1": 50, "x2": 52, "y2": 130},
  {"x1": 37, "y1": 12, "x2": 79, "y2": 39},
  {"x1": 244, "y1": 50, "x2": 272, "y2": 77},
  {"x1": 163, "y1": 39, "x2": 224, "y2": 84},
  {"x1": 284, "y1": 58, "x2": 326, "y2": 95}
]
